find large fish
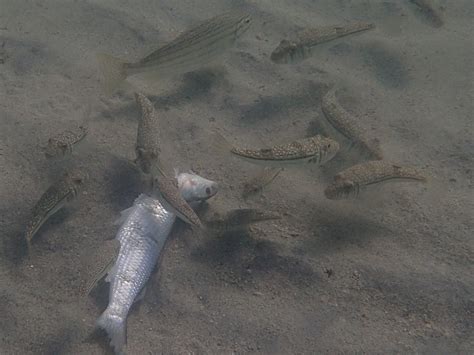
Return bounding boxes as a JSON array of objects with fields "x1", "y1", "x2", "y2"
[
  {"x1": 97, "y1": 11, "x2": 251, "y2": 94},
  {"x1": 95, "y1": 172, "x2": 217, "y2": 354}
]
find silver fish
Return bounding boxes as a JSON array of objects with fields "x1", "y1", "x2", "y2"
[
  {"x1": 96, "y1": 172, "x2": 218, "y2": 354},
  {"x1": 97, "y1": 11, "x2": 252, "y2": 94},
  {"x1": 271, "y1": 22, "x2": 375, "y2": 64}
]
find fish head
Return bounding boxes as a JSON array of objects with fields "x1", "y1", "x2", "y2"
[
  {"x1": 318, "y1": 136, "x2": 340, "y2": 164},
  {"x1": 324, "y1": 179, "x2": 357, "y2": 200},
  {"x1": 177, "y1": 172, "x2": 218, "y2": 202}
]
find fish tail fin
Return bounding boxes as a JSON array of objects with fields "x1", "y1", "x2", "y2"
[
  {"x1": 96, "y1": 310, "x2": 127, "y2": 353},
  {"x1": 210, "y1": 130, "x2": 233, "y2": 155},
  {"x1": 96, "y1": 53, "x2": 128, "y2": 95}
]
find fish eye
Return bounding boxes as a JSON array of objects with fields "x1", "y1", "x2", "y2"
[{"x1": 205, "y1": 187, "x2": 211, "y2": 195}]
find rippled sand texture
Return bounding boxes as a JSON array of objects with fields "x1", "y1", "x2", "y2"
[{"x1": 0, "y1": 0, "x2": 473, "y2": 353}]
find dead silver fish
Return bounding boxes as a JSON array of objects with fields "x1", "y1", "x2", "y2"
[
  {"x1": 44, "y1": 126, "x2": 88, "y2": 159},
  {"x1": 321, "y1": 87, "x2": 383, "y2": 160},
  {"x1": 214, "y1": 132, "x2": 339, "y2": 167},
  {"x1": 134, "y1": 92, "x2": 160, "y2": 174},
  {"x1": 271, "y1": 22, "x2": 375, "y2": 64},
  {"x1": 242, "y1": 167, "x2": 282, "y2": 198},
  {"x1": 25, "y1": 169, "x2": 88, "y2": 246},
  {"x1": 97, "y1": 11, "x2": 252, "y2": 94},
  {"x1": 324, "y1": 161, "x2": 427, "y2": 200}
]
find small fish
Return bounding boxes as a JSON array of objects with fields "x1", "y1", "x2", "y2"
[
  {"x1": 271, "y1": 22, "x2": 375, "y2": 64},
  {"x1": 324, "y1": 161, "x2": 427, "y2": 200},
  {"x1": 213, "y1": 132, "x2": 340, "y2": 167},
  {"x1": 134, "y1": 92, "x2": 160, "y2": 174},
  {"x1": 242, "y1": 167, "x2": 282, "y2": 198},
  {"x1": 96, "y1": 172, "x2": 217, "y2": 354},
  {"x1": 409, "y1": 0, "x2": 443, "y2": 28},
  {"x1": 152, "y1": 172, "x2": 203, "y2": 227},
  {"x1": 97, "y1": 11, "x2": 252, "y2": 94},
  {"x1": 321, "y1": 87, "x2": 383, "y2": 160},
  {"x1": 203, "y1": 208, "x2": 281, "y2": 231},
  {"x1": 81, "y1": 239, "x2": 120, "y2": 296},
  {"x1": 25, "y1": 169, "x2": 88, "y2": 246},
  {"x1": 44, "y1": 125, "x2": 88, "y2": 159}
]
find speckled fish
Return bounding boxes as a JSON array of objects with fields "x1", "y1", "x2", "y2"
[
  {"x1": 214, "y1": 132, "x2": 340, "y2": 167},
  {"x1": 25, "y1": 169, "x2": 88, "y2": 246},
  {"x1": 409, "y1": 0, "x2": 443, "y2": 28},
  {"x1": 152, "y1": 171, "x2": 203, "y2": 227},
  {"x1": 203, "y1": 208, "x2": 281, "y2": 231},
  {"x1": 242, "y1": 167, "x2": 282, "y2": 198},
  {"x1": 134, "y1": 92, "x2": 160, "y2": 174},
  {"x1": 44, "y1": 125, "x2": 88, "y2": 159},
  {"x1": 97, "y1": 11, "x2": 252, "y2": 94},
  {"x1": 324, "y1": 161, "x2": 427, "y2": 200},
  {"x1": 321, "y1": 87, "x2": 383, "y2": 160},
  {"x1": 271, "y1": 22, "x2": 375, "y2": 64},
  {"x1": 96, "y1": 172, "x2": 217, "y2": 354}
]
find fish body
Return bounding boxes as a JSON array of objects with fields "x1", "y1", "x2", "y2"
[
  {"x1": 321, "y1": 87, "x2": 383, "y2": 160},
  {"x1": 97, "y1": 11, "x2": 252, "y2": 94},
  {"x1": 152, "y1": 173, "x2": 203, "y2": 227},
  {"x1": 204, "y1": 208, "x2": 281, "y2": 231},
  {"x1": 227, "y1": 135, "x2": 339, "y2": 167},
  {"x1": 134, "y1": 92, "x2": 160, "y2": 174},
  {"x1": 324, "y1": 161, "x2": 427, "y2": 199},
  {"x1": 25, "y1": 170, "x2": 88, "y2": 245},
  {"x1": 96, "y1": 173, "x2": 217, "y2": 354},
  {"x1": 44, "y1": 126, "x2": 88, "y2": 159},
  {"x1": 242, "y1": 167, "x2": 282, "y2": 198},
  {"x1": 271, "y1": 22, "x2": 375, "y2": 64}
]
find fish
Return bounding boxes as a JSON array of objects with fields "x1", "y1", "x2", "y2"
[
  {"x1": 81, "y1": 239, "x2": 121, "y2": 296},
  {"x1": 271, "y1": 22, "x2": 375, "y2": 64},
  {"x1": 97, "y1": 11, "x2": 252, "y2": 94},
  {"x1": 203, "y1": 208, "x2": 281, "y2": 231},
  {"x1": 409, "y1": 0, "x2": 443, "y2": 28},
  {"x1": 95, "y1": 172, "x2": 218, "y2": 354},
  {"x1": 44, "y1": 125, "x2": 88, "y2": 159},
  {"x1": 321, "y1": 87, "x2": 383, "y2": 160},
  {"x1": 241, "y1": 167, "x2": 282, "y2": 198},
  {"x1": 152, "y1": 170, "x2": 203, "y2": 227},
  {"x1": 175, "y1": 169, "x2": 218, "y2": 202},
  {"x1": 324, "y1": 161, "x2": 427, "y2": 200},
  {"x1": 134, "y1": 92, "x2": 160, "y2": 174},
  {"x1": 213, "y1": 132, "x2": 340, "y2": 167},
  {"x1": 25, "y1": 169, "x2": 88, "y2": 246}
]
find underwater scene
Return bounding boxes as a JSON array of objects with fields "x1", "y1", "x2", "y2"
[{"x1": 0, "y1": 0, "x2": 472, "y2": 354}]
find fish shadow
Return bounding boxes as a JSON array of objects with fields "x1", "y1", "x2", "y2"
[
  {"x1": 191, "y1": 229, "x2": 321, "y2": 288},
  {"x1": 102, "y1": 157, "x2": 142, "y2": 211},
  {"x1": 299, "y1": 205, "x2": 391, "y2": 257},
  {"x1": 237, "y1": 81, "x2": 330, "y2": 122}
]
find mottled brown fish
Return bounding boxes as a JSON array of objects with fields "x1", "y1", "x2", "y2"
[
  {"x1": 25, "y1": 169, "x2": 88, "y2": 246},
  {"x1": 214, "y1": 132, "x2": 340, "y2": 167},
  {"x1": 82, "y1": 239, "x2": 120, "y2": 296},
  {"x1": 44, "y1": 125, "x2": 88, "y2": 159},
  {"x1": 97, "y1": 11, "x2": 252, "y2": 94},
  {"x1": 324, "y1": 161, "x2": 427, "y2": 200},
  {"x1": 409, "y1": 0, "x2": 443, "y2": 28},
  {"x1": 242, "y1": 167, "x2": 282, "y2": 198},
  {"x1": 271, "y1": 22, "x2": 375, "y2": 64},
  {"x1": 203, "y1": 208, "x2": 281, "y2": 231},
  {"x1": 134, "y1": 92, "x2": 160, "y2": 174},
  {"x1": 321, "y1": 87, "x2": 383, "y2": 160},
  {"x1": 152, "y1": 172, "x2": 202, "y2": 227}
]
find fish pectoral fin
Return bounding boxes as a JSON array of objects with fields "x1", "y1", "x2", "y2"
[
  {"x1": 83, "y1": 240, "x2": 120, "y2": 296},
  {"x1": 134, "y1": 286, "x2": 148, "y2": 304},
  {"x1": 113, "y1": 207, "x2": 135, "y2": 226}
]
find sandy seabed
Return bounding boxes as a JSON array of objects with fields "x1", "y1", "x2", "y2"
[{"x1": 0, "y1": 0, "x2": 473, "y2": 354}]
